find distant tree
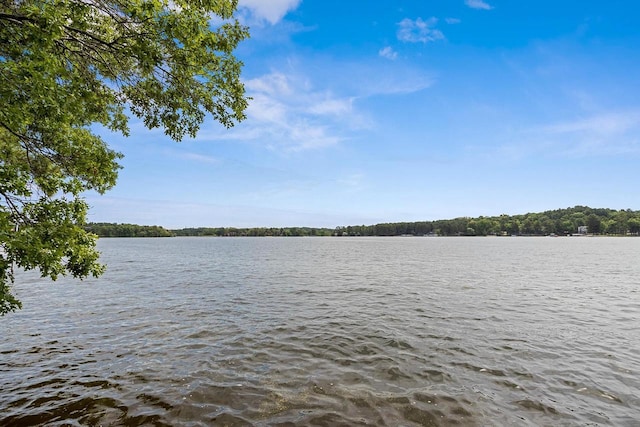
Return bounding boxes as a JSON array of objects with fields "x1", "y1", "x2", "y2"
[
  {"x1": 559, "y1": 219, "x2": 573, "y2": 235},
  {"x1": 586, "y1": 214, "x2": 602, "y2": 234},
  {"x1": 0, "y1": 0, "x2": 249, "y2": 314},
  {"x1": 539, "y1": 217, "x2": 556, "y2": 235},
  {"x1": 628, "y1": 218, "x2": 640, "y2": 235},
  {"x1": 474, "y1": 218, "x2": 493, "y2": 236},
  {"x1": 330, "y1": 206, "x2": 639, "y2": 238},
  {"x1": 84, "y1": 223, "x2": 172, "y2": 237},
  {"x1": 611, "y1": 211, "x2": 629, "y2": 235},
  {"x1": 521, "y1": 218, "x2": 535, "y2": 235}
]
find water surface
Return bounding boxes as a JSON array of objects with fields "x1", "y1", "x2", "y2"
[{"x1": 1, "y1": 237, "x2": 639, "y2": 426}]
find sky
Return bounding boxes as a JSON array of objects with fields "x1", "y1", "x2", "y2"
[{"x1": 88, "y1": 0, "x2": 640, "y2": 228}]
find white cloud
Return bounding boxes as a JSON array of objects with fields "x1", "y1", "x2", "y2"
[
  {"x1": 356, "y1": 69, "x2": 434, "y2": 96},
  {"x1": 465, "y1": 0, "x2": 493, "y2": 10},
  {"x1": 175, "y1": 152, "x2": 220, "y2": 165},
  {"x1": 244, "y1": 72, "x2": 293, "y2": 96},
  {"x1": 499, "y1": 111, "x2": 640, "y2": 158},
  {"x1": 214, "y1": 72, "x2": 367, "y2": 151},
  {"x1": 397, "y1": 17, "x2": 444, "y2": 44},
  {"x1": 475, "y1": 110, "x2": 640, "y2": 162},
  {"x1": 287, "y1": 122, "x2": 343, "y2": 151},
  {"x1": 445, "y1": 17, "x2": 461, "y2": 24},
  {"x1": 542, "y1": 111, "x2": 640, "y2": 156},
  {"x1": 190, "y1": 57, "x2": 436, "y2": 151},
  {"x1": 245, "y1": 92, "x2": 288, "y2": 124},
  {"x1": 307, "y1": 98, "x2": 354, "y2": 116},
  {"x1": 379, "y1": 46, "x2": 398, "y2": 60},
  {"x1": 543, "y1": 111, "x2": 640, "y2": 135},
  {"x1": 238, "y1": 0, "x2": 301, "y2": 24}
]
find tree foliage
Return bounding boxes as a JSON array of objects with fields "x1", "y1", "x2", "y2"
[
  {"x1": 165, "y1": 206, "x2": 640, "y2": 238},
  {"x1": 172, "y1": 226, "x2": 334, "y2": 237},
  {"x1": 334, "y1": 206, "x2": 640, "y2": 237},
  {"x1": 84, "y1": 222, "x2": 173, "y2": 237},
  {"x1": 0, "y1": 0, "x2": 249, "y2": 315}
]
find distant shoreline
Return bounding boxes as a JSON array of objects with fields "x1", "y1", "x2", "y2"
[{"x1": 86, "y1": 206, "x2": 640, "y2": 238}]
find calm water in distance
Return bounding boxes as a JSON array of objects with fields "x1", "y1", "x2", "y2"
[{"x1": 1, "y1": 237, "x2": 639, "y2": 426}]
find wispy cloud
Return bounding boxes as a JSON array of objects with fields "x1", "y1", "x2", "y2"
[
  {"x1": 495, "y1": 111, "x2": 640, "y2": 159},
  {"x1": 189, "y1": 55, "x2": 435, "y2": 151},
  {"x1": 465, "y1": 0, "x2": 493, "y2": 10},
  {"x1": 542, "y1": 111, "x2": 640, "y2": 135},
  {"x1": 307, "y1": 98, "x2": 355, "y2": 116},
  {"x1": 397, "y1": 17, "x2": 445, "y2": 44},
  {"x1": 86, "y1": 196, "x2": 348, "y2": 228},
  {"x1": 238, "y1": 0, "x2": 301, "y2": 24},
  {"x1": 337, "y1": 173, "x2": 366, "y2": 192},
  {"x1": 445, "y1": 17, "x2": 461, "y2": 24},
  {"x1": 244, "y1": 72, "x2": 293, "y2": 97},
  {"x1": 175, "y1": 152, "x2": 220, "y2": 165},
  {"x1": 379, "y1": 46, "x2": 398, "y2": 60},
  {"x1": 355, "y1": 68, "x2": 434, "y2": 96},
  {"x1": 540, "y1": 111, "x2": 640, "y2": 156},
  {"x1": 202, "y1": 71, "x2": 368, "y2": 151}
]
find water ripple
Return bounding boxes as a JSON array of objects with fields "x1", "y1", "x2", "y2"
[{"x1": 2, "y1": 237, "x2": 639, "y2": 426}]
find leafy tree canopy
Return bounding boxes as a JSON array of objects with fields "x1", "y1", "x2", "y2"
[{"x1": 0, "y1": 0, "x2": 249, "y2": 315}]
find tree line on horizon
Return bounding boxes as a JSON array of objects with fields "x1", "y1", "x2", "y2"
[
  {"x1": 86, "y1": 206, "x2": 640, "y2": 238},
  {"x1": 84, "y1": 223, "x2": 173, "y2": 238},
  {"x1": 335, "y1": 206, "x2": 640, "y2": 237}
]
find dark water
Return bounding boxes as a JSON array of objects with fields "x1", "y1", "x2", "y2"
[{"x1": 1, "y1": 237, "x2": 639, "y2": 426}]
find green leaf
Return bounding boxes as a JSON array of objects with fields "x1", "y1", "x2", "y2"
[{"x1": 0, "y1": 0, "x2": 249, "y2": 314}]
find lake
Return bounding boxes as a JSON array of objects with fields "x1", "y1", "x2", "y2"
[{"x1": 1, "y1": 237, "x2": 639, "y2": 426}]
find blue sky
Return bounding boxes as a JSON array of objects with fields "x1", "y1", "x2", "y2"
[{"x1": 88, "y1": 0, "x2": 640, "y2": 228}]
